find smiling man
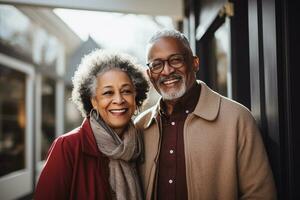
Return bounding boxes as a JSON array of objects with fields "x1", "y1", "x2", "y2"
[{"x1": 135, "y1": 30, "x2": 277, "y2": 200}]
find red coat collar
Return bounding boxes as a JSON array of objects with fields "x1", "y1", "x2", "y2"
[{"x1": 80, "y1": 118, "x2": 103, "y2": 157}]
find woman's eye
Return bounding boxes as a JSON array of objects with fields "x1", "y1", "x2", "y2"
[
  {"x1": 122, "y1": 90, "x2": 133, "y2": 94},
  {"x1": 102, "y1": 91, "x2": 113, "y2": 95}
]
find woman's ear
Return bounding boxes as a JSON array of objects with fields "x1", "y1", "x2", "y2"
[{"x1": 91, "y1": 97, "x2": 97, "y2": 109}]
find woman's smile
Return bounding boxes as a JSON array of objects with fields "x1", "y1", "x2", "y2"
[{"x1": 91, "y1": 69, "x2": 136, "y2": 134}]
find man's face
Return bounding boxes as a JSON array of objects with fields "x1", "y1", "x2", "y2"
[{"x1": 146, "y1": 37, "x2": 199, "y2": 101}]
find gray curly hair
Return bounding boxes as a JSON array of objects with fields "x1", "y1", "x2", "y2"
[{"x1": 71, "y1": 49, "x2": 149, "y2": 117}]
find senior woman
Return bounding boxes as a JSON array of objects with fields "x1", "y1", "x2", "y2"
[{"x1": 35, "y1": 49, "x2": 149, "y2": 200}]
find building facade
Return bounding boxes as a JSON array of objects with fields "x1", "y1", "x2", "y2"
[{"x1": 0, "y1": 0, "x2": 299, "y2": 199}]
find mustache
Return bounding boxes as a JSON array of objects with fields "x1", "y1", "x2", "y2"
[{"x1": 158, "y1": 73, "x2": 183, "y2": 84}]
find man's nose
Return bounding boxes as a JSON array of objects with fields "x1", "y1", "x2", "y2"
[{"x1": 161, "y1": 61, "x2": 175, "y2": 75}]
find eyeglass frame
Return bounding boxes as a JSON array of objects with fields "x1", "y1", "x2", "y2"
[{"x1": 146, "y1": 53, "x2": 186, "y2": 74}]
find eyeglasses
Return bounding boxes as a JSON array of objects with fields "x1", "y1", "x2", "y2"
[{"x1": 146, "y1": 54, "x2": 185, "y2": 74}]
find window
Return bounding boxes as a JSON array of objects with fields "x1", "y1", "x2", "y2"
[
  {"x1": 64, "y1": 87, "x2": 82, "y2": 132},
  {"x1": 0, "y1": 66, "x2": 26, "y2": 177},
  {"x1": 0, "y1": 53, "x2": 34, "y2": 200},
  {"x1": 40, "y1": 77, "x2": 56, "y2": 160},
  {"x1": 214, "y1": 20, "x2": 231, "y2": 98}
]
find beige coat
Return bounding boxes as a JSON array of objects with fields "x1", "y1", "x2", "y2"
[{"x1": 135, "y1": 81, "x2": 276, "y2": 200}]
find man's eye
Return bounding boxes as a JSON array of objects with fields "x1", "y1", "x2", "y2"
[
  {"x1": 151, "y1": 61, "x2": 163, "y2": 69},
  {"x1": 170, "y1": 57, "x2": 183, "y2": 64}
]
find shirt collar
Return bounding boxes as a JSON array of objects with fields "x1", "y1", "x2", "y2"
[
  {"x1": 144, "y1": 81, "x2": 220, "y2": 128},
  {"x1": 159, "y1": 82, "x2": 201, "y2": 116}
]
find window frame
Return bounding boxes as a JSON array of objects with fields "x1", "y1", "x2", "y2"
[{"x1": 0, "y1": 53, "x2": 35, "y2": 200}]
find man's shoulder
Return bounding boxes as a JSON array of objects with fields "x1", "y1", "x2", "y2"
[
  {"x1": 199, "y1": 81, "x2": 253, "y2": 119},
  {"x1": 220, "y1": 95, "x2": 250, "y2": 113},
  {"x1": 216, "y1": 95, "x2": 256, "y2": 124}
]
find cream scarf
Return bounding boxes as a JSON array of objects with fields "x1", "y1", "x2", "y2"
[{"x1": 89, "y1": 110, "x2": 143, "y2": 200}]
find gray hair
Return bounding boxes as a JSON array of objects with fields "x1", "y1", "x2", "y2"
[
  {"x1": 148, "y1": 29, "x2": 193, "y2": 55},
  {"x1": 71, "y1": 49, "x2": 149, "y2": 117}
]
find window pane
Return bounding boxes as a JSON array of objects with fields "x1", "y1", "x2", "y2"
[
  {"x1": 0, "y1": 5, "x2": 59, "y2": 68},
  {"x1": 64, "y1": 87, "x2": 82, "y2": 132},
  {"x1": 0, "y1": 66, "x2": 26, "y2": 177},
  {"x1": 214, "y1": 21, "x2": 231, "y2": 97},
  {"x1": 41, "y1": 77, "x2": 56, "y2": 160}
]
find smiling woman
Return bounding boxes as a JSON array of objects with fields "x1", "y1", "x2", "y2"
[
  {"x1": 91, "y1": 69, "x2": 137, "y2": 135},
  {"x1": 35, "y1": 49, "x2": 149, "y2": 200}
]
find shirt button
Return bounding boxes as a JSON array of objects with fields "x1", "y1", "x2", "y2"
[
  {"x1": 169, "y1": 179, "x2": 173, "y2": 184},
  {"x1": 185, "y1": 110, "x2": 189, "y2": 114},
  {"x1": 171, "y1": 122, "x2": 175, "y2": 125},
  {"x1": 169, "y1": 149, "x2": 174, "y2": 154}
]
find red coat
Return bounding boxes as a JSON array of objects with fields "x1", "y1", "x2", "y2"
[{"x1": 35, "y1": 118, "x2": 112, "y2": 200}]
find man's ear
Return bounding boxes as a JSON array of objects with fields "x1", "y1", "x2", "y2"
[
  {"x1": 192, "y1": 56, "x2": 200, "y2": 72},
  {"x1": 146, "y1": 69, "x2": 155, "y2": 84}
]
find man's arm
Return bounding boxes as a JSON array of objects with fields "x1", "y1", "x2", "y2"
[{"x1": 237, "y1": 111, "x2": 277, "y2": 200}]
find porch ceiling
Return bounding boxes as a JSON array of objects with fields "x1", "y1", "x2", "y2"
[{"x1": 0, "y1": 0, "x2": 183, "y2": 20}]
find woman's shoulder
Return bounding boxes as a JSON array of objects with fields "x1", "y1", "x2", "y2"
[
  {"x1": 59, "y1": 118, "x2": 90, "y2": 141},
  {"x1": 53, "y1": 119, "x2": 94, "y2": 152},
  {"x1": 58, "y1": 125, "x2": 81, "y2": 140},
  {"x1": 62, "y1": 126, "x2": 82, "y2": 138},
  {"x1": 51, "y1": 125, "x2": 84, "y2": 153}
]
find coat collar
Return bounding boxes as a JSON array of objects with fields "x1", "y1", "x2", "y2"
[
  {"x1": 80, "y1": 118, "x2": 102, "y2": 157},
  {"x1": 193, "y1": 81, "x2": 221, "y2": 120},
  {"x1": 142, "y1": 81, "x2": 221, "y2": 129}
]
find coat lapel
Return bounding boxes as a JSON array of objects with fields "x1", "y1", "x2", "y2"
[
  {"x1": 193, "y1": 81, "x2": 221, "y2": 121},
  {"x1": 80, "y1": 118, "x2": 101, "y2": 157}
]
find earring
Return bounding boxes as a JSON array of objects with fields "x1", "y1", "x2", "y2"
[
  {"x1": 91, "y1": 108, "x2": 100, "y2": 121},
  {"x1": 133, "y1": 107, "x2": 140, "y2": 116}
]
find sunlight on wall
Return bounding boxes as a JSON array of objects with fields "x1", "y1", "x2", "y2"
[{"x1": 54, "y1": 8, "x2": 174, "y2": 63}]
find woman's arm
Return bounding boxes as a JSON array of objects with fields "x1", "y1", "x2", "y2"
[{"x1": 35, "y1": 136, "x2": 74, "y2": 200}]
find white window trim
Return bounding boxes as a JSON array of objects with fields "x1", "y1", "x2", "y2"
[{"x1": 0, "y1": 53, "x2": 35, "y2": 200}]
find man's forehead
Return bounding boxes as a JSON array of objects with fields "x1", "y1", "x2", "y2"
[
  {"x1": 146, "y1": 37, "x2": 185, "y2": 60},
  {"x1": 150, "y1": 37, "x2": 182, "y2": 48}
]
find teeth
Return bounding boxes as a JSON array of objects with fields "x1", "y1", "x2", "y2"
[
  {"x1": 163, "y1": 79, "x2": 178, "y2": 85},
  {"x1": 110, "y1": 109, "x2": 126, "y2": 113}
]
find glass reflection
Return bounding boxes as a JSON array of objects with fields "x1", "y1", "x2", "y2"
[
  {"x1": 41, "y1": 77, "x2": 56, "y2": 160},
  {"x1": 64, "y1": 87, "x2": 81, "y2": 132},
  {"x1": 0, "y1": 65, "x2": 26, "y2": 176},
  {"x1": 214, "y1": 21, "x2": 231, "y2": 97}
]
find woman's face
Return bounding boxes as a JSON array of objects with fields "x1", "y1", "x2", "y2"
[{"x1": 91, "y1": 69, "x2": 136, "y2": 134}]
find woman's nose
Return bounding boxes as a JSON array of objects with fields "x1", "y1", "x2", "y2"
[{"x1": 112, "y1": 93, "x2": 125, "y2": 104}]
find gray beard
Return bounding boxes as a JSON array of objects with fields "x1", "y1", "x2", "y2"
[{"x1": 159, "y1": 81, "x2": 186, "y2": 100}]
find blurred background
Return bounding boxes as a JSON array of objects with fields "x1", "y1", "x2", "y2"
[{"x1": 0, "y1": 0, "x2": 299, "y2": 199}]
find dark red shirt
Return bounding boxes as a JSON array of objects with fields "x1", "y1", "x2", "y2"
[{"x1": 157, "y1": 82, "x2": 201, "y2": 200}]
